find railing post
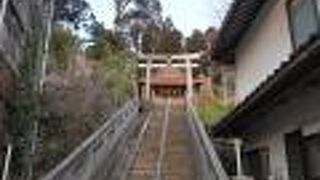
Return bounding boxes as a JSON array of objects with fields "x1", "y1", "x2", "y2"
[
  {"x1": 234, "y1": 138, "x2": 243, "y2": 178},
  {"x1": 186, "y1": 58, "x2": 193, "y2": 105}
]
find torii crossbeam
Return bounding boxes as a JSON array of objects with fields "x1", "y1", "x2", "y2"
[{"x1": 137, "y1": 52, "x2": 206, "y2": 105}]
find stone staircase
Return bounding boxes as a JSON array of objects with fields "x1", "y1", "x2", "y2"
[
  {"x1": 128, "y1": 109, "x2": 163, "y2": 180},
  {"x1": 128, "y1": 106, "x2": 199, "y2": 180},
  {"x1": 162, "y1": 109, "x2": 198, "y2": 180}
]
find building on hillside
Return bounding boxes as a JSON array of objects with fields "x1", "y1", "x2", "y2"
[
  {"x1": 137, "y1": 53, "x2": 211, "y2": 106},
  {"x1": 204, "y1": 27, "x2": 236, "y2": 106},
  {"x1": 204, "y1": 27, "x2": 218, "y2": 53},
  {"x1": 0, "y1": 0, "x2": 51, "y2": 146},
  {"x1": 211, "y1": 61, "x2": 236, "y2": 106},
  {"x1": 211, "y1": 0, "x2": 320, "y2": 180}
]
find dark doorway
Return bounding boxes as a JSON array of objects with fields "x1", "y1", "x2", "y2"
[
  {"x1": 285, "y1": 130, "x2": 305, "y2": 180},
  {"x1": 303, "y1": 134, "x2": 320, "y2": 180},
  {"x1": 246, "y1": 148, "x2": 270, "y2": 180}
]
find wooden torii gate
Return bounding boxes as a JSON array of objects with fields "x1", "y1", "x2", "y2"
[{"x1": 137, "y1": 52, "x2": 205, "y2": 105}]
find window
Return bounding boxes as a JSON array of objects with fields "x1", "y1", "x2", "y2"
[{"x1": 288, "y1": 0, "x2": 319, "y2": 48}]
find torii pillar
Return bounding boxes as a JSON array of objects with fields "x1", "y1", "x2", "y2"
[
  {"x1": 186, "y1": 58, "x2": 193, "y2": 104},
  {"x1": 146, "y1": 58, "x2": 152, "y2": 100}
]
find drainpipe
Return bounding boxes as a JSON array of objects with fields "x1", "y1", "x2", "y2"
[{"x1": 234, "y1": 138, "x2": 243, "y2": 178}]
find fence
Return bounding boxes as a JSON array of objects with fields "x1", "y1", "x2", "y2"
[{"x1": 40, "y1": 99, "x2": 140, "y2": 180}]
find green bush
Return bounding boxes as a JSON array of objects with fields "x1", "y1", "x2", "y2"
[{"x1": 197, "y1": 100, "x2": 232, "y2": 126}]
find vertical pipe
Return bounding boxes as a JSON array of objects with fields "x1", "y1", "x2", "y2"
[{"x1": 234, "y1": 139, "x2": 243, "y2": 177}]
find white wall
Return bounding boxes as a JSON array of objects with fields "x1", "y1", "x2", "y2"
[
  {"x1": 269, "y1": 135, "x2": 289, "y2": 180},
  {"x1": 235, "y1": 0, "x2": 293, "y2": 102},
  {"x1": 242, "y1": 82, "x2": 320, "y2": 180},
  {"x1": 317, "y1": 0, "x2": 320, "y2": 12},
  {"x1": 245, "y1": 134, "x2": 289, "y2": 180}
]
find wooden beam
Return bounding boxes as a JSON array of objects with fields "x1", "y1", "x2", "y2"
[{"x1": 137, "y1": 52, "x2": 204, "y2": 61}]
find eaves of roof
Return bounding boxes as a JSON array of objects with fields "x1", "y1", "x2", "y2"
[
  {"x1": 212, "y1": 35, "x2": 320, "y2": 136},
  {"x1": 213, "y1": 0, "x2": 268, "y2": 60}
]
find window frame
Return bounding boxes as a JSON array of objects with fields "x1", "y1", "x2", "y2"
[{"x1": 286, "y1": 0, "x2": 320, "y2": 49}]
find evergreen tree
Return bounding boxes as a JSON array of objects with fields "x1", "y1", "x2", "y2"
[
  {"x1": 141, "y1": 17, "x2": 183, "y2": 54},
  {"x1": 54, "y1": 0, "x2": 95, "y2": 29},
  {"x1": 114, "y1": 0, "x2": 163, "y2": 51},
  {"x1": 186, "y1": 29, "x2": 207, "y2": 53}
]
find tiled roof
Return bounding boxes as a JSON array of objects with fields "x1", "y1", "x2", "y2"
[{"x1": 213, "y1": 0, "x2": 268, "y2": 59}]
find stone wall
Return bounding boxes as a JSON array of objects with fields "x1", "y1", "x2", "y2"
[{"x1": 235, "y1": 0, "x2": 293, "y2": 103}]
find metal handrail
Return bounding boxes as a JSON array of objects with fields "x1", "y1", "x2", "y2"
[
  {"x1": 40, "y1": 99, "x2": 140, "y2": 180},
  {"x1": 188, "y1": 105, "x2": 229, "y2": 180},
  {"x1": 119, "y1": 112, "x2": 152, "y2": 180},
  {"x1": 154, "y1": 99, "x2": 170, "y2": 180}
]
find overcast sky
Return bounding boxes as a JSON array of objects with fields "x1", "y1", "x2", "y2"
[{"x1": 86, "y1": 0, "x2": 231, "y2": 36}]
